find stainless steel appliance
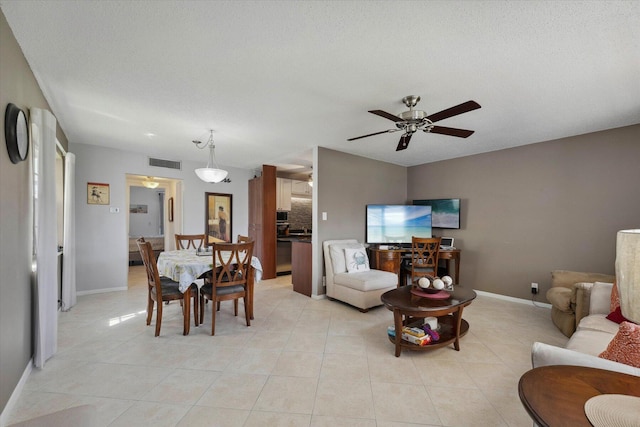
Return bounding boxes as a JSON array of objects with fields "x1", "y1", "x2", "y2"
[{"x1": 276, "y1": 211, "x2": 289, "y2": 222}]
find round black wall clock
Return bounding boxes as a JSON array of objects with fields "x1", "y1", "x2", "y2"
[{"x1": 5, "y1": 103, "x2": 29, "y2": 164}]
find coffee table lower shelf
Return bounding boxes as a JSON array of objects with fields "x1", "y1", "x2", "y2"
[{"x1": 388, "y1": 315, "x2": 470, "y2": 353}]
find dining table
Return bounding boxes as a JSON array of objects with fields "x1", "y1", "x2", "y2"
[{"x1": 156, "y1": 249, "x2": 263, "y2": 323}]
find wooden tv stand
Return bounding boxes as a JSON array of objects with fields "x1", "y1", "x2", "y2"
[{"x1": 369, "y1": 247, "x2": 461, "y2": 285}]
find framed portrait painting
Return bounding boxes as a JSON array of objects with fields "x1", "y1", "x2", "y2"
[{"x1": 205, "y1": 192, "x2": 232, "y2": 244}]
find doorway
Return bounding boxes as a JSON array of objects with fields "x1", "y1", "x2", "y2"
[{"x1": 125, "y1": 175, "x2": 182, "y2": 271}]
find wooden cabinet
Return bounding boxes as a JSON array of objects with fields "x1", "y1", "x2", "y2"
[
  {"x1": 292, "y1": 240, "x2": 312, "y2": 296},
  {"x1": 276, "y1": 178, "x2": 291, "y2": 211},
  {"x1": 291, "y1": 179, "x2": 311, "y2": 197},
  {"x1": 369, "y1": 248, "x2": 461, "y2": 286},
  {"x1": 248, "y1": 165, "x2": 277, "y2": 279},
  {"x1": 248, "y1": 177, "x2": 263, "y2": 261},
  {"x1": 369, "y1": 249, "x2": 402, "y2": 286}
]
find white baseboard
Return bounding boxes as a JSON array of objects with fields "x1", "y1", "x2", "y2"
[
  {"x1": 311, "y1": 294, "x2": 327, "y2": 301},
  {"x1": 76, "y1": 286, "x2": 127, "y2": 296},
  {"x1": 476, "y1": 290, "x2": 551, "y2": 308},
  {"x1": 0, "y1": 358, "x2": 33, "y2": 426}
]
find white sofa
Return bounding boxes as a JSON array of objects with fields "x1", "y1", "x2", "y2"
[
  {"x1": 532, "y1": 281, "x2": 640, "y2": 376},
  {"x1": 323, "y1": 239, "x2": 397, "y2": 312}
]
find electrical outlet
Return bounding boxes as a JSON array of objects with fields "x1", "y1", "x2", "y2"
[{"x1": 531, "y1": 282, "x2": 539, "y2": 295}]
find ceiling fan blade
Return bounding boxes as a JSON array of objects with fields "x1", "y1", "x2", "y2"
[
  {"x1": 426, "y1": 100, "x2": 481, "y2": 123},
  {"x1": 428, "y1": 126, "x2": 475, "y2": 138},
  {"x1": 396, "y1": 134, "x2": 412, "y2": 151},
  {"x1": 347, "y1": 129, "x2": 398, "y2": 141},
  {"x1": 369, "y1": 110, "x2": 403, "y2": 122}
]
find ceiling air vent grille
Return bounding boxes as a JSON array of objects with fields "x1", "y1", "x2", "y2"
[{"x1": 148, "y1": 157, "x2": 181, "y2": 170}]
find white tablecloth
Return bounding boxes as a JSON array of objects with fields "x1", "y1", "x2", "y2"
[{"x1": 157, "y1": 249, "x2": 263, "y2": 292}]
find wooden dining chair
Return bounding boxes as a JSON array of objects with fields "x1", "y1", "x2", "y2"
[
  {"x1": 237, "y1": 234, "x2": 252, "y2": 243},
  {"x1": 199, "y1": 241, "x2": 254, "y2": 335},
  {"x1": 137, "y1": 238, "x2": 198, "y2": 336},
  {"x1": 401, "y1": 236, "x2": 441, "y2": 287},
  {"x1": 175, "y1": 233, "x2": 206, "y2": 250}
]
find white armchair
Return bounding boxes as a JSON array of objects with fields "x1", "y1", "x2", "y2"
[{"x1": 323, "y1": 239, "x2": 397, "y2": 312}]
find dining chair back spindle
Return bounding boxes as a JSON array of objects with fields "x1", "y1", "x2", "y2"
[
  {"x1": 175, "y1": 234, "x2": 206, "y2": 250},
  {"x1": 137, "y1": 238, "x2": 198, "y2": 336},
  {"x1": 200, "y1": 241, "x2": 254, "y2": 335}
]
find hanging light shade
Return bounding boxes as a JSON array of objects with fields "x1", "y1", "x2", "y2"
[
  {"x1": 193, "y1": 130, "x2": 228, "y2": 183},
  {"x1": 142, "y1": 176, "x2": 159, "y2": 189}
]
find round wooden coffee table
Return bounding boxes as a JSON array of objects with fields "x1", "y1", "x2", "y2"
[
  {"x1": 380, "y1": 285, "x2": 476, "y2": 357},
  {"x1": 519, "y1": 365, "x2": 640, "y2": 427}
]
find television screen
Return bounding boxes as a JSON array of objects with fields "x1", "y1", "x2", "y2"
[
  {"x1": 413, "y1": 198, "x2": 460, "y2": 229},
  {"x1": 366, "y1": 205, "x2": 432, "y2": 244}
]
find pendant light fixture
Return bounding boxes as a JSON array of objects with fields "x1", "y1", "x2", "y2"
[
  {"x1": 142, "y1": 176, "x2": 159, "y2": 189},
  {"x1": 193, "y1": 130, "x2": 228, "y2": 183}
]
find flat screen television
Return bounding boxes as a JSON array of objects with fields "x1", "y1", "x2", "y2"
[
  {"x1": 366, "y1": 204, "x2": 432, "y2": 244},
  {"x1": 413, "y1": 198, "x2": 460, "y2": 229}
]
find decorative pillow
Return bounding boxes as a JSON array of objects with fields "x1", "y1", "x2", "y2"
[
  {"x1": 606, "y1": 306, "x2": 630, "y2": 324},
  {"x1": 610, "y1": 280, "x2": 620, "y2": 312},
  {"x1": 329, "y1": 243, "x2": 364, "y2": 274},
  {"x1": 598, "y1": 321, "x2": 640, "y2": 368},
  {"x1": 344, "y1": 247, "x2": 370, "y2": 273}
]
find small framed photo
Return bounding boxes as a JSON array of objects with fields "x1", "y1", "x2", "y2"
[
  {"x1": 168, "y1": 197, "x2": 174, "y2": 222},
  {"x1": 87, "y1": 182, "x2": 109, "y2": 205}
]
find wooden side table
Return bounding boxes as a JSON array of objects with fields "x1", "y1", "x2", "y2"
[
  {"x1": 369, "y1": 248, "x2": 461, "y2": 285},
  {"x1": 370, "y1": 248, "x2": 403, "y2": 279},
  {"x1": 518, "y1": 365, "x2": 640, "y2": 427},
  {"x1": 437, "y1": 249, "x2": 460, "y2": 284}
]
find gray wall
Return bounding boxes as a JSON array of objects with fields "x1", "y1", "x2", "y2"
[
  {"x1": 314, "y1": 147, "x2": 407, "y2": 296},
  {"x1": 0, "y1": 10, "x2": 69, "y2": 414},
  {"x1": 408, "y1": 124, "x2": 640, "y2": 300}
]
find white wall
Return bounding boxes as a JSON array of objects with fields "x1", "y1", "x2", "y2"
[{"x1": 71, "y1": 143, "x2": 252, "y2": 293}]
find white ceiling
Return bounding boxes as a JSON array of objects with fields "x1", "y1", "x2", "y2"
[{"x1": 2, "y1": 1, "x2": 639, "y2": 174}]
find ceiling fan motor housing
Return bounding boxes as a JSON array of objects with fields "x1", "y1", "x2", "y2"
[{"x1": 399, "y1": 109, "x2": 427, "y2": 122}]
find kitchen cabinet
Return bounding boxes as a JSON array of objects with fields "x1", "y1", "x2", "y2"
[
  {"x1": 291, "y1": 179, "x2": 311, "y2": 197},
  {"x1": 248, "y1": 166, "x2": 277, "y2": 279},
  {"x1": 276, "y1": 177, "x2": 291, "y2": 211},
  {"x1": 292, "y1": 240, "x2": 312, "y2": 297}
]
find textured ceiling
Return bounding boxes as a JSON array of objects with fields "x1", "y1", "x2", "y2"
[{"x1": 2, "y1": 1, "x2": 639, "y2": 174}]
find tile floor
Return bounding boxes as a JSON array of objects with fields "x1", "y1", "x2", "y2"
[{"x1": 6, "y1": 267, "x2": 568, "y2": 426}]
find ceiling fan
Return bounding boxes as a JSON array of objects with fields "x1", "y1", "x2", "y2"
[{"x1": 348, "y1": 96, "x2": 481, "y2": 151}]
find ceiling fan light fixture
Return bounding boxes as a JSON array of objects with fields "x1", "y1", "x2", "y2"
[{"x1": 193, "y1": 130, "x2": 229, "y2": 183}]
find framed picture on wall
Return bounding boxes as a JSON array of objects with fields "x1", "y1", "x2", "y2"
[
  {"x1": 168, "y1": 197, "x2": 174, "y2": 222},
  {"x1": 129, "y1": 204, "x2": 148, "y2": 214},
  {"x1": 205, "y1": 192, "x2": 232, "y2": 244},
  {"x1": 87, "y1": 182, "x2": 109, "y2": 205}
]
